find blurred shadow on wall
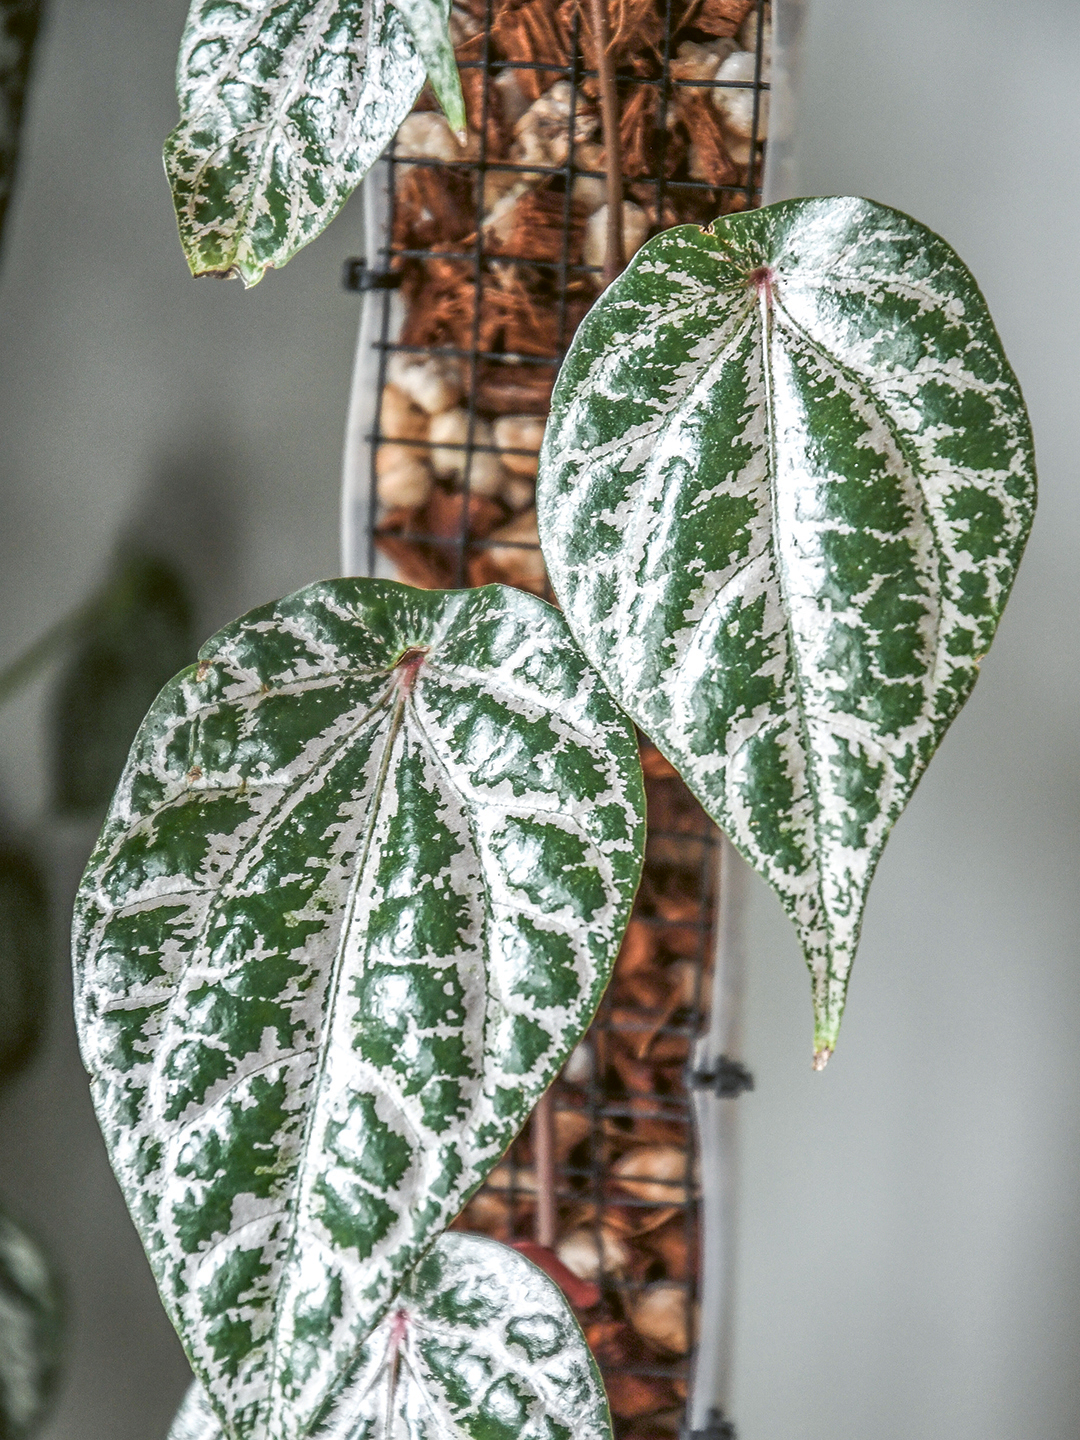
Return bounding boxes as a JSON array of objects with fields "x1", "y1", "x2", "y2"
[
  {"x1": 0, "y1": 427, "x2": 249, "y2": 1440},
  {"x1": 126, "y1": 420, "x2": 246, "y2": 645}
]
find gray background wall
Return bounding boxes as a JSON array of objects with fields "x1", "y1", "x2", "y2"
[{"x1": 0, "y1": 1, "x2": 1076, "y2": 1436}]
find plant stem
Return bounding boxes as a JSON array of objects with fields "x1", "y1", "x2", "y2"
[
  {"x1": 587, "y1": 0, "x2": 624, "y2": 286},
  {"x1": 533, "y1": 1087, "x2": 557, "y2": 1248}
]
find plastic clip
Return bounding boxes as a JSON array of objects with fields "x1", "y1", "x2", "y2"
[
  {"x1": 342, "y1": 258, "x2": 403, "y2": 293},
  {"x1": 685, "y1": 1056, "x2": 754, "y2": 1098},
  {"x1": 681, "y1": 1407, "x2": 737, "y2": 1440}
]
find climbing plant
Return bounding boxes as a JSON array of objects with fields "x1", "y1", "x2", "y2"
[{"x1": 59, "y1": 12, "x2": 1040, "y2": 1436}]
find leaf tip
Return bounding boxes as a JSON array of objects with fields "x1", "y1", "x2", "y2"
[{"x1": 812, "y1": 1047, "x2": 833, "y2": 1071}]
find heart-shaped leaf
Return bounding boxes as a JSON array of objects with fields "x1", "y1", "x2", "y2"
[
  {"x1": 169, "y1": 1233, "x2": 612, "y2": 1440},
  {"x1": 164, "y1": 0, "x2": 458, "y2": 286},
  {"x1": 74, "y1": 579, "x2": 643, "y2": 1440},
  {"x1": 538, "y1": 196, "x2": 1036, "y2": 1064},
  {"x1": 0, "y1": 1207, "x2": 63, "y2": 1439}
]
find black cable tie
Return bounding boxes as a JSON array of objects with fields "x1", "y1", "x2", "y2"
[
  {"x1": 685, "y1": 1055, "x2": 754, "y2": 1098},
  {"x1": 681, "y1": 1407, "x2": 737, "y2": 1440},
  {"x1": 342, "y1": 258, "x2": 403, "y2": 293}
]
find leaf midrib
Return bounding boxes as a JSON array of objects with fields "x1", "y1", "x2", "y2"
[
  {"x1": 264, "y1": 675, "x2": 409, "y2": 1439},
  {"x1": 758, "y1": 278, "x2": 832, "y2": 971}
]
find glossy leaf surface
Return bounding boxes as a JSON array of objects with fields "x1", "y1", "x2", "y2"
[
  {"x1": 538, "y1": 197, "x2": 1036, "y2": 1062},
  {"x1": 169, "y1": 1233, "x2": 611, "y2": 1440},
  {"x1": 164, "y1": 0, "x2": 451, "y2": 286},
  {"x1": 0, "y1": 1207, "x2": 63, "y2": 1439},
  {"x1": 74, "y1": 579, "x2": 643, "y2": 1440},
  {"x1": 0, "y1": 848, "x2": 49, "y2": 1088},
  {"x1": 51, "y1": 554, "x2": 194, "y2": 817}
]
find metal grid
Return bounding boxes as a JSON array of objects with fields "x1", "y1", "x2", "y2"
[{"x1": 354, "y1": 3, "x2": 769, "y2": 1432}]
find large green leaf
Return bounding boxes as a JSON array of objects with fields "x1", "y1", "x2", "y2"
[
  {"x1": 168, "y1": 1233, "x2": 612, "y2": 1440},
  {"x1": 0, "y1": 0, "x2": 42, "y2": 260},
  {"x1": 50, "y1": 554, "x2": 195, "y2": 817},
  {"x1": 74, "y1": 579, "x2": 643, "y2": 1440},
  {"x1": 0, "y1": 1207, "x2": 63, "y2": 1440},
  {"x1": 0, "y1": 848, "x2": 49, "y2": 1088},
  {"x1": 164, "y1": 0, "x2": 461, "y2": 287},
  {"x1": 537, "y1": 196, "x2": 1036, "y2": 1064}
]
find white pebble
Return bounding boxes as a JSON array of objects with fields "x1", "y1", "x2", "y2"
[
  {"x1": 562, "y1": 1041, "x2": 592, "y2": 1085},
  {"x1": 500, "y1": 474, "x2": 536, "y2": 512},
  {"x1": 486, "y1": 509, "x2": 546, "y2": 593},
  {"x1": 513, "y1": 81, "x2": 599, "y2": 168},
  {"x1": 387, "y1": 353, "x2": 465, "y2": 416},
  {"x1": 738, "y1": 4, "x2": 772, "y2": 56},
  {"x1": 632, "y1": 1283, "x2": 693, "y2": 1355},
  {"x1": 671, "y1": 40, "x2": 721, "y2": 84},
  {"x1": 583, "y1": 202, "x2": 650, "y2": 274},
  {"x1": 493, "y1": 415, "x2": 545, "y2": 477},
  {"x1": 429, "y1": 409, "x2": 504, "y2": 497},
  {"x1": 570, "y1": 142, "x2": 608, "y2": 215},
  {"x1": 375, "y1": 446, "x2": 433, "y2": 509},
  {"x1": 395, "y1": 111, "x2": 470, "y2": 163},
  {"x1": 379, "y1": 383, "x2": 428, "y2": 442},
  {"x1": 557, "y1": 1227, "x2": 630, "y2": 1282},
  {"x1": 712, "y1": 50, "x2": 770, "y2": 140}
]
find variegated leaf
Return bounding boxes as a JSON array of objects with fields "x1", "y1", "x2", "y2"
[
  {"x1": 537, "y1": 196, "x2": 1036, "y2": 1064},
  {"x1": 0, "y1": 1207, "x2": 63, "y2": 1439},
  {"x1": 164, "y1": 0, "x2": 457, "y2": 286},
  {"x1": 169, "y1": 1233, "x2": 612, "y2": 1440},
  {"x1": 169, "y1": 1379, "x2": 220, "y2": 1440},
  {"x1": 74, "y1": 579, "x2": 643, "y2": 1440},
  {"x1": 387, "y1": 0, "x2": 465, "y2": 140}
]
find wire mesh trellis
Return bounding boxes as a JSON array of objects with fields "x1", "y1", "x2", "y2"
[{"x1": 347, "y1": 2, "x2": 771, "y2": 1433}]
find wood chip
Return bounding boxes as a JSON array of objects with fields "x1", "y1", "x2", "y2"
[
  {"x1": 679, "y1": 91, "x2": 739, "y2": 185},
  {"x1": 612, "y1": 1145, "x2": 692, "y2": 1205},
  {"x1": 606, "y1": 1373, "x2": 675, "y2": 1419},
  {"x1": 392, "y1": 166, "x2": 475, "y2": 254},
  {"x1": 686, "y1": 0, "x2": 754, "y2": 36},
  {"x1": 491, "y1": 0, "x2": 572, "y2": 101},
  {"x1": 490, "y1": 187, "x2": 585, "y2": 264}
]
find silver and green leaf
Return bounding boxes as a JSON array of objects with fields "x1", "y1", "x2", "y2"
[
  {"x1": 164, "y1": 0, "x2": 464, "y2": 286},
  {"x1": 538, "y1": 196, "x2": 1036, "y2": 1064},
  {"x1": 169, "y1": 1233, "x2": 612, "y2": 1440},
  {"x1": 0, "y1": 1207, "x2": 63, "y2": 1440},
  {"x1": 74, "y1": 578, "x2": 643, "y2": 1440}
]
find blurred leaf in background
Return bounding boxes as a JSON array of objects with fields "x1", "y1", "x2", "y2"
[
  {"x1": 0, "y1": 1206, "x2": 62, "y2": 1440},
  {"x1": 0, "y1": 0, "x2": 43, "y2": 258},
  {"x1": 0, "y1": 848, "x2": 48, "y2": 1088},
  {"x1": 50, "y1": 554, "x2": 195, "y2": 817}
]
